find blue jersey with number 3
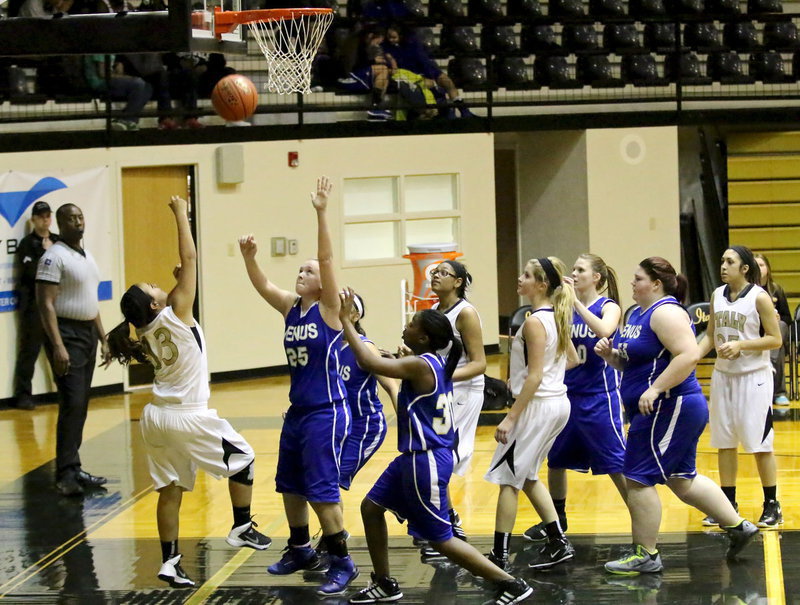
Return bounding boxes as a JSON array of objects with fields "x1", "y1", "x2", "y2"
[
  {"x1": 284, "y1": 298, "x2": 346, "y2": 408},
  {"x1": 397, "y1": 353, "x2": 454, "y2": 453},
  {"x1": 565, "y1": 297, "x2": 620, "y2": 395}
]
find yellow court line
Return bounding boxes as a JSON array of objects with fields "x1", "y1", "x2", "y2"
[
  {"x1": 763, "y1": 531, "x2": 785, "y2": 605},
  {"x1": 0, "y1": 485, "x2": 153, "y2": 599}
]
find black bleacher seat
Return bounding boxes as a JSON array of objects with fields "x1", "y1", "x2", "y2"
[
  {"x1": 469, "y1": 0, "x2": 505, "y2": 19},
  {"x1": 589, "y1": 0, "x2": 626, "y2": 17},
  {"x1": 534, "y1": 55, "x2": 582, "y2": 87},
  {"x1": 447, "y1": 57, "x2": 490, "y2": 89},
  {"x1": 747, "y1": 0, "x2": 782, "y2": 13},
  {"x1": 676, "y1": 0, "x2": 704, "y2": 15},
  {"x1": 549, "y1": 0, "x2": 586, "y2": 18},
  {"x1": 708, "y1": 0, "x2": 741, "y2": 14},
  {"x1": 562, "y1": 24, "x2": 600, "y2": 51},
  {"x1": 494, "y1": 56, "x2": 538, "y2": 88},
  {"x1": 603, "y1": 24, "x2": 642, "y2": 52},
  {"x1": 665, "y1": 52, "x2": 712, "y2": 84},
  {"x1": 507, "y1": 0, "x2": 543, "y2": 18},
  {"x1": 441, "y1": 25, "x2": 481, "y2": 55},
  {"x1": 621, "y1": 54, "x2": 669, "y2": 85},
  {"x1": 764, "y1": 21, "x2": 799, "y2": 50},
  {"x1": 9, "y1": 94, "x2": 48, "y2": 105},
  {"x1": 482, "y1": 26, "x2": 522, "y2": 54},
  {"x1": 576, "y1": 55, "x2": 626, "y2": 86},
  {"x1": 414, "y1": 27, "x2": 444, "y2": 57},
  {"x1": 723, "y1": 22, "x2": 760, "y2": 51},
  {"x1": 629, "y1": 0, "x2": 667, "y2": 16},
  {"x1": 644, "y1": 22, "x2": 677, "y2": 52},
  {"x1": 750, "y1": 51, "x2": 794, "y2": 82},
  {"x1": 522, "y1": 24, "x2": 561, "y2": 52},
  {"x1": 430, "y1": 0, "x2": 467, "y2": 20},
  {"x1": 707, "y1": 51, "x2": 756, "y2": 83},
  {"x1": 684, "y1": 23, "x2": 723, "y2": 51}
]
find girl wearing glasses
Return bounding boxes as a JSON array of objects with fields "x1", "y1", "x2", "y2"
[{"x1": 427, "y1": 260, "x2": 486, "y2": 549}]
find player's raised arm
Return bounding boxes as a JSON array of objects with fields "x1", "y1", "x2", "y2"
[
  {"x1": 239, "y1": 233, "x2": 296, "y2": 317},
  {"x1": 312, "y1": 176, "x2": 342, "y2": 329},
  {"x1": 166, "y1": 196, "x2": 197, "y2": 323}
]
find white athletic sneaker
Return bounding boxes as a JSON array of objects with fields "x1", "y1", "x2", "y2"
[
  {"x1": 158, "y1": 554, "x2": 195, "y2": 588},
  {"x1": 226, "y1": 520, "x2": 272, "y2": 550}
]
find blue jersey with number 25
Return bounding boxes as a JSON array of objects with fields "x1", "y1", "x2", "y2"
[
  {"x1": 284, "y1": 298, "x2": 346, "y2": 408},
  {"x1": 397, "y1": 353, "x2": 454, "y2": 453}
]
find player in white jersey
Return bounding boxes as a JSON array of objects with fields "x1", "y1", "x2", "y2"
[
  {"x1": 107, "y1": 197, "x2": 271, "y2": 588},
  {"x1": 698, "y1": 246, "x2": 784, "y2": 528},
  {"x1": 485, "y1": 257, "x2": 579, "y2": 571},
  {"x1": 428, "y1": 260, "x2": 486, "y2": 551}
]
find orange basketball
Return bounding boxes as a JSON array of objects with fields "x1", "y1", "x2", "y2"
[{"x1": 211, "y1": 74, "x2": 259, "y2": 122}]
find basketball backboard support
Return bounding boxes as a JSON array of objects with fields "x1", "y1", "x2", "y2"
[
  {"x1": 0, "y1": 0, "x2": 245, "y2": 56},
  {"x1": 190, "y1": 0, "x2": 247, "y2": 54}
]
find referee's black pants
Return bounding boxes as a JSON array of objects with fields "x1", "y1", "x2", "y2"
[
  {"x1": 44, "y1": 318, "x2": 98, "y2": 480},
  {"x1": 13, "y1": 299, "x2": 46, "y2": 402}
]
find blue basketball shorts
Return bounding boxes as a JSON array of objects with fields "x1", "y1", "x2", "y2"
[
  {"x1": 339, "y1": 410, "x2": 387, "y2": 490},
  {"x1": 367, "y1": 448, "x2": 454, "y2": 543},
  {"x1": 275, "y1": 400, "x2": 350, "y2": 502},
  {"x1": 623, "y1": 392, "x2": 708, "y2": 487},
  {"x1": 548, "y1": 389, "x2": 626, "y2": 474},
  {"x1": 339, "y1": 66, "x2": 373, "y2": 92}
]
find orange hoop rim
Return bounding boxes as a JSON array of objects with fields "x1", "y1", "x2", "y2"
[{"x1": 207, "y1": 7, "x2": 334, "y2": 36}]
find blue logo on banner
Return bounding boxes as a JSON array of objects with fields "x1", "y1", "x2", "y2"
[
  {"x1": 0, "y1": 281, "x2": 112, "y2": 312},
  {"x1": 0, "y1": 177, "x2": 67, "y2": 227}
]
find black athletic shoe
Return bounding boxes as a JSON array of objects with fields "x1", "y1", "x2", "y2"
[
  {"x1": 349, "y1": 572, "x2": 403, "y2": 603},
  {"x1": 758, "y1": 500, "x2": 783, "y2": 528},
  {"x1": 486, "y1": 548, "x2": 511, "y2": 572},
  {"x1": 703, "y1": 502, "x2": 738, "y2": 526},
  {"x1": 226, "y1": 519, "x2": 272, "y2": 550},
  {"x1": 725, "y1": 520, "x2": 759, "y2": 560},
  {"x1": 75, "y1": 470, "x2": 107, "y2": 487},
  {"x1": 158, "y1": 554, "x2": 195, "y2": 588},
  {"x1": 420, "y1": 545, "x2": 448, "y2": 561},
  {"x1": 483, "y1": 577, "x2": 533, "y2": 604},
  {"x1": 528, "y1": 537, "x2": 574, "y2": 569},
  {"x1": 451, "y1": 509, "x2": 468, "y2": 541},
  {"x1": 522, "y1": 516, "x2": 568, "y2": 542}
]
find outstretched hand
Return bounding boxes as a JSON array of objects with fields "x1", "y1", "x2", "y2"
[
  {"x1": 311, "y1": 176, "x2": 333, "y2": 211},
  {"x1": 169, "y1": 195, "x2": 188, "y2": 216},
  {"x1": 339, "y1": 286, "x2": 356, "y2": 325},
  {"x1": 238, "y1": 234, "x2": 258, "y2": 259},
  {"x1": 594, "y1": 337, "x2": 614, "y2": 360}
]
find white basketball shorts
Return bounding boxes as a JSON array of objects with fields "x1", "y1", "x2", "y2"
[
  {"x1": 709, "y1": 367, "x2": 774, "y2": 453},
  {"x1": 452, "y1": 387, "x2": 484, "y2": 477}
]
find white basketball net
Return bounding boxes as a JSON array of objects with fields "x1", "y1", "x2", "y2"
[{"x1": 249, "y1": 11, "x2": 335, "y2": 95}]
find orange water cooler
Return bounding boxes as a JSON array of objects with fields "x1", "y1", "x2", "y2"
[{"x1": 403, "y1": 243, "x2": 462, "y2": 311}]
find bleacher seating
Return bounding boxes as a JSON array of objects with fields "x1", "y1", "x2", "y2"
[
  {"x1": 603, "y1": 24, "x2": 643, "y2": 52},
  {"x1": 562, "y1": 24, "x2": 601, "y2": 51},
  {"x1": 576, "y1": 54, "x2": 626, "y2": 86}
]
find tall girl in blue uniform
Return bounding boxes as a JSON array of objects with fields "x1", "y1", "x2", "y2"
[
  {"x1": 486, "y1": 257, "x2": 578, "y2": 571},
  {"x1": 338, "y1": 289, "x2": 532, "y2": 605},
  {"x1": 524, "y1": 253, "x2": 627, "y2": 541},
  {"x1": 597, "y1": 257, "x2": 758, "y2": 574},
  {"x1": 239, "y1": 177, "x2": 357, "y2": 596},
  {"x1": 338, "y1": 292, "x2": 397, "y2": 491}
]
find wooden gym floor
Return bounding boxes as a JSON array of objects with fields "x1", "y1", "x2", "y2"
[{"x1": 0, "y1": 356, "x2": 798, "y2": 604}]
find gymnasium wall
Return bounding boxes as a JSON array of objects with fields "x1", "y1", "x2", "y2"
[{"x1": 0, "y1": 133, "x2": 498, "y2": 399}]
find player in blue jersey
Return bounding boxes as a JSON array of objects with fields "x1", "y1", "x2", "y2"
[
  {"x1": 339, "y1": 288, "x2": 533, "y2": 605},
  {"x1": 338, "y1": 292, "x2": 398, "y2": 491},
  {"x1": 597, "y1": 257, "x2": 758, "y2": 574},
  {"x1": 239, "y1": 177, "x2": 357, "y2": 596},
  {"x1": 524, "y1": 253, "x2": 627, "y2": 541},
  {"x1": 107, "y1": 197, "x2": 271, "y2": 589}
]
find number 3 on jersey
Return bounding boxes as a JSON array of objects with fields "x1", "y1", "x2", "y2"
[
  {"x1": 433, "y1": 392, "x2": 454, "y2": 435},
  {"x1": 286, "y1": 346, "x2": 308, "y2": 367}
]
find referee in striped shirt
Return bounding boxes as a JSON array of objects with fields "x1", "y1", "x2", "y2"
[{"x1": 36, "y1": 204, "x2": 113, "y2": 497}]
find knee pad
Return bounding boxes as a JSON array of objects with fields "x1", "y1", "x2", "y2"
[{"x1": 229, "y1": 460, "x2": 254, "y2": 486}]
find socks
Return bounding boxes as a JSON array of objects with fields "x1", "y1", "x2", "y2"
[
  {"x1": 323, "y1": 530, "x2": 349, "y2": 558},
  {"x1": 289, "y1": 525, "x2": 311, "y2": 547},
  {"x1": 721, "y1": 486, "x2": 737, "y2": 504},
  {"x1": 544, "y1": 520, "x2": 563, "y2": 541},
  {"x1": 553, "y1": 498, "x2": 566, "y2": 518},
  {"x1": 371, "y1": 88, "x2": 383, "y2": 107},
  {"x1": 161, "y1": 540, "x2": 178, "y2": 563},
  {"x1": 763, "y1": 485, "x2": 777, "y2": 502},
  {"x1": 232, "y1": 505, "x2": 251, "y2": 528},
  {"x1": 493, "y1": 531, "x2": 511, "y2": 559}
]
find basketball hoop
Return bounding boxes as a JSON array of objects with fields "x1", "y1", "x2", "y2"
[{"x1": 211, "y1": 7, "x2": 334, "y2": 95}]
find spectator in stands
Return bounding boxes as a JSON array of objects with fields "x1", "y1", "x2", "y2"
[
  {"x1": 755, "y1": 253, "x2": 792, "y2": 406},
  {"x1": 382, "y1": 23, "x2": 474, "y2": 118},
  {"x1": 361, "y1": 0, "x2": 416, "y2": 21},
  {"x1": 84, "y1": 55, "x2": 152, "y2": 131},
  {"x1": 337, "y1": 25, "x2": 393, "y2": 121},
  {"x1": 197, "y1": 54, "x2": 236, "y2": 99},
  {"x1": 18, "y1": 0, "x2": 72, "y2": 17},
  {"x1": 120, "y1": 54, "x2": 179, "y2": 129}
]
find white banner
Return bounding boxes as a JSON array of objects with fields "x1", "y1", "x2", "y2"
[{"x1": 0, "y1": 167, "x2": 113, "y2": 311}]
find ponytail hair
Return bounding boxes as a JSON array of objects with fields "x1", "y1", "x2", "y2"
[
  {"x1": 417, "y1": 308, "x2": 463, "y2": 381},
  {"x1": 639, "y1": 256, "x2": 689, "y2": 303},
  {"x1": 106, "y1": 285, "x2": 157, "y2": 366},
  {"x1": 730, "y1": 245, "x2": 761, "y2": 286},
  {"x1": 441, "y1": 260, "x2": 472, "y2": 299},
  {"x1": 528, "y1": 256, "x2": 574, "y2": 357},
  {"x1": 579, "y1": 253, "x2": 620, "y2": 304}
]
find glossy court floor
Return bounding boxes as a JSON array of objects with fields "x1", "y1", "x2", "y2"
[{"x1": 1, "y1": 357, "x2": 798, "y2": 604}]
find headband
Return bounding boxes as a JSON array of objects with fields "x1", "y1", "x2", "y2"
[
  {"x1": 353, "y1": 294, "x2": 365, "y2": 320},
  {"x1": 537, "y1": 257, "x2": 561, "y2": 291}
]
